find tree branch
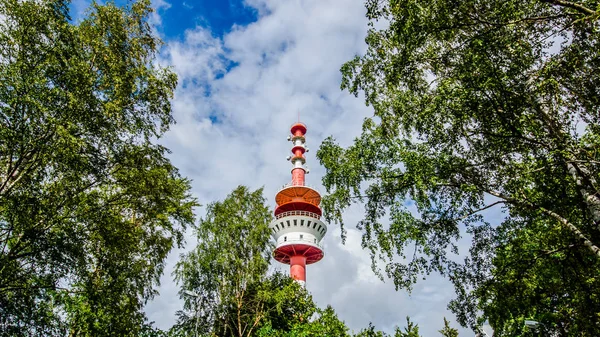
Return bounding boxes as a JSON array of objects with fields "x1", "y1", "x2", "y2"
[
  {"x1": 0, "y1": 127, "x2": 54, "y2": 196},
  {"x1": 468, "y1": 12, "x2": 574, "y2": 27},
  {"x1": 538, "y1": 205, "x2": 600, "y2": 257},
  {"x1": 485, "y1": 189, "x2": 600, "y2": 258},
  {"x1": 0, "y1": 284, "x2": 83, "y2": 294},
  {"x1": 541, "y1": 0, "x2": 597, "y2": 16},
  {"x1": 456, "y1": 201, "x2": 506, "y2": 221},
  {"x1": 567, "y1": 161, "x2": 600, "y2": 225}
]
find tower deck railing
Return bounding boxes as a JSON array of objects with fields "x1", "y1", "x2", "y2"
[
  {"x1": 277, "y1": 183, "x2": 320, "y2": 194},
  {"x1": 275, "y1": 210, "x2": 321, "y2": 220}
]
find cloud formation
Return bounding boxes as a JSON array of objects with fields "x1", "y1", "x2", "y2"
[{"x1": 145, "y1": 0, "x2": 474, "y2": 335}]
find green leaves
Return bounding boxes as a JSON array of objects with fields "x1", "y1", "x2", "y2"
[
  {"x1": 256, "y1": 305, "x2": 349, "y2": 337},
  {"x1": 173, "y1": 186, "x2": 280, "y2": 337},
  {"x1": 0, "y1": 0, "x2": 196, "y2": 335},
  {"x1": 321, "y1": 0, "x2": 600, "y2": 334},
  {"x1": 438, "y1": 318, "x2": 459, "y2": 337},
  {"x1": 353, "y1": 317, "x2": 423, "y2": 337}
]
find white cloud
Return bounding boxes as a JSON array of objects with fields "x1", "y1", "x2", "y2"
[
  {"x1": 145, "y1": 0, "x2": 476, "y2": 335},
  {"x1": 149, "y1": 0, "x2": 171, "y2": 28}
]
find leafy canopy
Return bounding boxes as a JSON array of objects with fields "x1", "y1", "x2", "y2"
[
  {"x1": 318, "y1": 0, "x2": 600, "y2": 335},
  {"x1": 0, "y1": 0, "x2": 196, "y2": 335},
  {"x1": 354, "y1": 318, "x2": 423, "y2": 337}
]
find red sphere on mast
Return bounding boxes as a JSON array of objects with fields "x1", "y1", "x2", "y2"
[{"x1": 269, "y1": 122, "x2": 326, "y2": 286}]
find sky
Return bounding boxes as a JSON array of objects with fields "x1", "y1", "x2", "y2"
[{"x1": 73, "y1": 0, "x2": 490, "y2": 335}]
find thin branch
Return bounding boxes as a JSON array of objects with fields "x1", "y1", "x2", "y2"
[
  {"x1": 567, "y1": 161, "x2": 600, "y2": 224},
  {"x1": 245, "y1": 302, "x2": 264, "y2": 337},
  {"x1": 0, "y1": 145, "x2": 27, "y2": 195},
  {"x1": 407, "y1": 242, "x2": 419, "y2": 281},
  {"x1": 485, "y1": 189, "x2": 600, "y2": 258},
  {"x1": 541, "y1": 0, "x2": 597, "y2": 16},
  {"x1": 516, "y1": 244, "x2": 578, "y2": 273},
  {"x1": 1, "y1": 148, "x2": 42, "y2": 196},
  {"x1": 540, "y1": 244, "x2": 575, "y2": 255},
  {"x1": 468, "y1": 13, "x2": 573, "y2": 27},
  {"x1": 568, "y1": 160, "x2": 600, "y2": 165},
  {"x1": 538, "y1": 205, "x2": 600, "y2": 257},
  {"x1": 0, "y1": 127, "x2": 54, "y2": 196},
  {"x1": 456, "y1": 201, "x2": 506, "y2": 221},
  {"x1": 0, "y1": 284, "x2": 82, "y2": 294},
  {"x1": 4, "y1": 177, "x2": 105, "y2": 262}
]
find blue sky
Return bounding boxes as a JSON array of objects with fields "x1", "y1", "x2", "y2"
[
  {"x1": 158, "y1": 0, "x2": 258, "y2": 39},
  {"x1": 72, "y1": 0, "x2": 499, "y2": 335},
  {"x1": 156, "y1": 0, "x2": 262, "y2": 122}
]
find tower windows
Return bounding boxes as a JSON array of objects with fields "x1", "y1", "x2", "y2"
[
  {"x1": 284, "y1": 236, "x2": 287, "y2": 242},
  {"x1": 287, "y1": 220, "x2": 291, "y2": 227},
  {"x1": 300, "y1": 234, "x2": 303, "y2": 239},
  {"x1": 300, "y1": 220, "x2": 304, "y2": 226},
  {"x1": 294, "y1": 219, "x2": 297, "y2": 226}
]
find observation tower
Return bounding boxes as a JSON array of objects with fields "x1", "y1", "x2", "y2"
[{"x1": 269, "y1": 122, "x2": 327, "y2": 286}]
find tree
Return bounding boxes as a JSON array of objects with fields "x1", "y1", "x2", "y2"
[
  {"x1": 140, "y1": 321, "x2": 170, "y2": 337},
  {"x1": 173, "y1": 186, "x2": 315, "y2": 337},
  {"x1": 353, "y1": 318, "x2": 421, "y2": 337},
  {"x1": 439, "y1": 318, "x2": 459, "y2": 337},
  {"x1": 354, "y1": 323, "x2": 387, "y2": 337},
  {"x1": 393, "y1": 317, "x2": 421, "y2": 337},
  {"x1": 317, "y1": 0, "x2": 600, "y2": 335},
  {"x1": 257, "y1": 305, "x2": 350, "y2": 337},
  {"x1": 0, "y1": 0, "x2": 196, "y2": 335}
]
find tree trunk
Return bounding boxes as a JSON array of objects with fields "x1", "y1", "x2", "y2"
[{"x1": 567, "y1": 162, "x2": 600, "y2": 226}]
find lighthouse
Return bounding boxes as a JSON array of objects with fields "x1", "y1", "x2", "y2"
[{"x1": 269, "y1": 122, "x2": 327, "y2": 286}]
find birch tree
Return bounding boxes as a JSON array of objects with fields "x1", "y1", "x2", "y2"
[
  {"x1": 318, "y1": 0, "x2": 600, "y2": 335},
  {"x1": 173, "y1": 187, "x2": 314, "y2": 337},
  {"x1": 0, "y1": 0, "x2": 196, "y2": 335}
]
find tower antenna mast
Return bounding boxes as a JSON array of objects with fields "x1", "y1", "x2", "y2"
[{"x1": 269, "y1": 121, "x2": 327, "y2": 286}]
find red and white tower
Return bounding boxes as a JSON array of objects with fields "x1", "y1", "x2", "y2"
[{"x1": 269, "y1": 122, "x2": 327, "y2": 286}]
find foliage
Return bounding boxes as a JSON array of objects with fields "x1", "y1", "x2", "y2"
[
  {"x1": 354, "y1": 323, "x2": 388, "y2": 337},
  {"x1": 318, "y1": 0, "x2": 600, "y2": 335},
  {"x1": 257, "y1": 305, "x2": 349, "y2": 337},
  {"x1": 173, "y1": 186, "x2": 318, "y2": 337},
  {"x1": 353, "y1": 318, "x2": 421, "y2": 337},
  {"x1": 140, "y1": 321, "x2": 170, "y2": 337},
  {"x1": 439, "y1": 318, "x2": 459, "y2": 337},
  {"x1": 0, "y1": 0, "x2": 196, "y2": 335},
  {"x1": 393, "y1": 317, "x2": 421, "y2": 337}
]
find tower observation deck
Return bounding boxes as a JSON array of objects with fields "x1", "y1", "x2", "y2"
[{"x1": 269, "y1": 122, "x2": 327, "y2": 286}]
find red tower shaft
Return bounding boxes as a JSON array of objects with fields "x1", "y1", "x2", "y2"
[
  {"x1": 290, "y1": 256, "x2": 306, "y2": 282},
  {"x1": 291, "y1": 168, "x2": 305, "y2": 186}
]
